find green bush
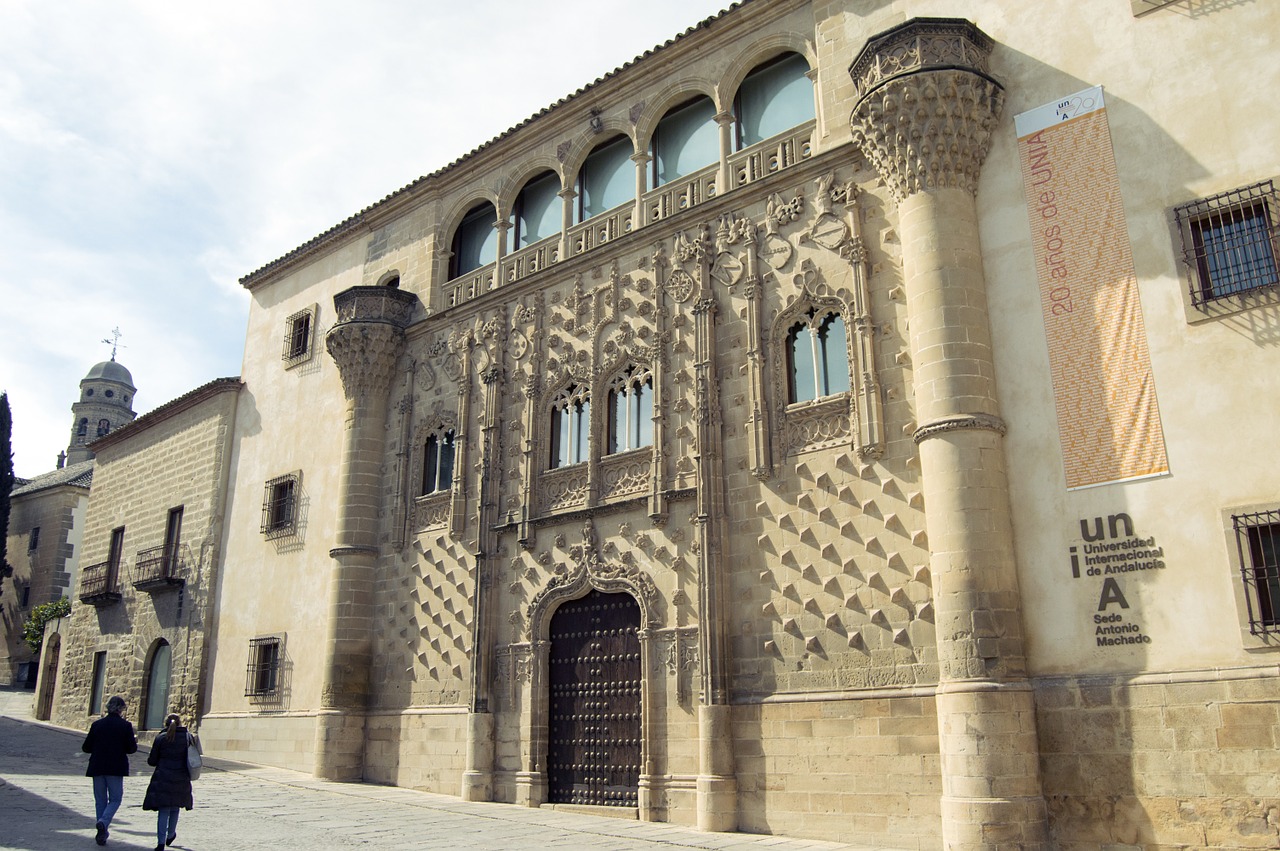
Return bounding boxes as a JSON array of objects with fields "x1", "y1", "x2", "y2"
[{"x1": 22, "y1": 597, "x2": 71, "y2": 654}]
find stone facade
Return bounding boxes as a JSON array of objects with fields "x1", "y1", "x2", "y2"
[
  {"x1": 199, "y1": 2, "x2": 1280, "y2": 849},
  {"x1": 50, "y1": 378, "x2": 241, "y2": 734},
  {"x1": 0, "y1": 463, "x2": 91, "y2": 686}
]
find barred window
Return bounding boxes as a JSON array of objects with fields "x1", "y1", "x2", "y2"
[
  {"x1": 261, "y1": 472, "x2": 300, "y2": 539},
  {"x1": 550, "y1": 385, "x2": 590, "y2": 468},
  {"x1": 607, "y1": 367, "x2": 653, "y2": 454},
  {"x1": 787, "y1": 309, "x2": 850, "y2": 404},
  {"x1": 1175, "y1": 181, "x2": 1279, "y2": 308},
  {"x1": 422, "y1": 430, "x2": 456, "y2": 495},
  {"x1": 245, "y1": 636, "x2": 282, "y2": 699},
  {"x1": 282, "y1": 306, "x2": 316, "y2": 366},
  {"x1": 1234, "y1": 511, "x2": 1280, "y2": 636}
]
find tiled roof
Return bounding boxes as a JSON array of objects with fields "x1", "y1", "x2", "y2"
[
  {"x1": 239, "y1": 2, "x2": 744, "y2": 288},
  {"x1": 88, "y1": 377, "x2": 243, "y2": 454},
  {"x1": 11, "y1": 460, "x2": 94, "y2": 497}
]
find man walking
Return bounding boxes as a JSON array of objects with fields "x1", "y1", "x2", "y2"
[{"x1": 82, "y1": 695, "x2": 138, "y2": 845}]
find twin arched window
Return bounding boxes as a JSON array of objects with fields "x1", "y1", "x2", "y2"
[
  {"x1": 608, "y1": 367, "x2": 654, "y2": 454},
  {"x1": 550, "y1": 385, "x2": 591, "y2": 468},
  {"x1": 787, "y1": 310, "x2": 850, "y2": 403},
  {"x1": 422, "y1": 430, "x2": 456, "y2": 495}
]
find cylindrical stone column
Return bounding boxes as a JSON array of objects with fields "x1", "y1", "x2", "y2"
[
  {"x1": 315, "y1": 285, "x2": 418, "y2": 781},
  {"x1": 850, "y1": 19, "x2": 1048, "y2": 849}
]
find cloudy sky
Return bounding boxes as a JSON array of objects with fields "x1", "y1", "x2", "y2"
[{"x1": 0, "y1": 0, "x2": 736, "y2": 478}]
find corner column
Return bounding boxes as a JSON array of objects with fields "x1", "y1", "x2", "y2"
[
  {"x1": 316, "y1": 285, "x2": 417, "y2": 781},
  {"x1": 850, "y1": 20, "x2": 1048, "y2": 849}
]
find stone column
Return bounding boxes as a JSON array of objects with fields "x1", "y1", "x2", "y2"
[
  {"x1": 850, "y1": 19, "x2": 1048, "y2": 849},
  {"x1": 316, "y1": 285, "x2": 418, "y2": 781}
]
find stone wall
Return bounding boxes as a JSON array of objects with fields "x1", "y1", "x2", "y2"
[
  {"x1": 1038, "y1": 672, "x2": 1280, "y2": 848},
  {"x1": 51, "y1": 382, "x2": 239, "y2": 733}
]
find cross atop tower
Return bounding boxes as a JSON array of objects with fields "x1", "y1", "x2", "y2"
[{"x1": 101, "y1": 327, "x2": 125, "y2": 361}]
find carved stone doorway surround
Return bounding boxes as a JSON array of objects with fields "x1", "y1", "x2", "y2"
[{"x1": 516, "y1": 546, "x2": 662, "y2": 821}]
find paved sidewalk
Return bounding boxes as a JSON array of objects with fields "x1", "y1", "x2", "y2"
[{"x1": 0, "y1": 689, "x2": 906, "y2": 851}]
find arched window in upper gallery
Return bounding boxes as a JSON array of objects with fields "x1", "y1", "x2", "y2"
[
  {"x1": 421, "y1": 429, "x2": 456, "y2": 495},
  {"x1": 549, "y1": 384, "x2": 590, "y2": 469},
  {"x1": 577, "y1": 136, "x2": 633, "y2": 223},
  {"x1": 96, "y1": 419, "x2": 111, "y2": 437},
  {"x1": 77, "y1": 418, "x2": 88, "y2": 437},
  {"x1": 449, "y1": 201, "x2": 498, "y2": 279},
  {"x1": 734, "y1": 52, "x2": 814, "y2": 150},
  {"x1": 512, "y1": 170, "x2": 561, "y2": 250},
  {"x1": 650, "y1": 95, "x2": 718, "y2": 188},
  {"x1": 607, "y1": 366, "x2": 653, "y2": 454},
  {"x1": 787, "y1": 309, "x2": 850, "y2": 404}
]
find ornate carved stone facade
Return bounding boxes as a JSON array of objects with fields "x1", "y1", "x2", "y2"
[{"x1": 197, "y1": 3, "x2": 1280, "y2": 850}]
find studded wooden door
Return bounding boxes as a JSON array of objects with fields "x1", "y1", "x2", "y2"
[{"x1": 547, "y1": 589, "x2": 641, "y2": 807}]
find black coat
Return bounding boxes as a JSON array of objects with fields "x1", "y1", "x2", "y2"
[
  {"x1": 82, "y1": 713, "x2": 138, "y2": 777},
  {"x1": 142, "y1": 729, "x2": 194, "y2": 811}
]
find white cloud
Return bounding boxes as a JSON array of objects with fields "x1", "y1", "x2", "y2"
[{"x1": 0, "y1": 0, "x2": 734, "y2": 477}]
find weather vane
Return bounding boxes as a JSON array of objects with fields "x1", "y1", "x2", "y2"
[{"x1": 102, "y1": 327, "x2": 125, "y2": 361}]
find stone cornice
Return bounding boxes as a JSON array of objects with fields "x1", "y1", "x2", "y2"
[{"x1": 849, "y1": 18, "x2": 1004, "y2": 202}]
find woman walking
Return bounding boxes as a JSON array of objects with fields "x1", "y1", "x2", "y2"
[{"x1": 142, "y1": 713, "x2": 193, "y2": 850}]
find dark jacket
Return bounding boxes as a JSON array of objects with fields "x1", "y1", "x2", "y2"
[
  {"x1": 142, "y1": 728, "x2": 194, "y2": 811},
  {"x1": 82, "y1": 713, "x2": 138, "y2": 777}
]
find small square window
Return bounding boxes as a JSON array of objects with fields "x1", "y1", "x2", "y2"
[
  {"x1": 1175, "y1": 181, "x2": 1279, "y2": 309},
  {"x1": 282, "y1": 306, "x2": 317, "y2": 366},
  {"x1": 1233, "y1": 510, "x2": 1280, "y2": 637},
  {"x1": 245, "y1": 636, "x2": 283, "y2": 699},
  {"x1": 261, "y1": 472, "x2": 300, "y2": 539}
]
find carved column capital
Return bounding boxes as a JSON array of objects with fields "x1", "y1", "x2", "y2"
[
  {"x1": 849, "y1": 18, "x2": 1004, "y2": 202},
  {"x1": 325, "y1": 286, "x2": 418, "y2": 401}
]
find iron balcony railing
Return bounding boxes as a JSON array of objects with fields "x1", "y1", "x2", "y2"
[
  {"x1": 79, "y1": 560, "x2": 122, "y2": 606},
  {"x1": 132, "y1": 545, "x2": 184, "y2": 591}
]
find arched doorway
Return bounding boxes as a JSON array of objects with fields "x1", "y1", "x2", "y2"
[
  {"x1": 35, "y1": 633, "x2": 60, "y2": 720},
  {"x1": 142, "y1": 640, "x2": 172, "y2": 730},
  {"x1": 547, "y1": 589, "x2": 641, "y2": 807}
]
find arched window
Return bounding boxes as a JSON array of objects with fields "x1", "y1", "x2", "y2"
[
  {"x1": 607, "y1": 367, "x2": 653, "y2": 454},
  {"x1": 142, "y1": 640, "x2": 171, "y2": 731},
  {"x1": 735, "y1": 52, "x2": 813, "y2": 149},
  {"x1": 577, "y1": 136, "x2": 632, "y2": 222},
  {"x1": 787, "y1": 310, "x2": 850, "y2": 403},
  {"x1": 513, "y1": 171, "x2": 561, "y2": 249},
  {"x1": 550, "y1": 385, "x2": 590, "y2": 468},
  {"x1": 421, "y1": 429, "x2": 456, "y2": 495},
  {"x1": 651, "y1": 96, "x2": 717, "y2": 188},
  {"x1": 96, "y1": 419, "x2": 110, "y2": 437},
  {"x1": 450, "y1": 201, "x2": 498, "y2": 278},
  {"x1": 77, "y1": 418, "x2": 88, "y2": 437}
]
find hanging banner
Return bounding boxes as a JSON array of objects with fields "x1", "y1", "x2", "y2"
[{"x1": 1015, "y1": 86, "x2": 1169, "y2": 490}]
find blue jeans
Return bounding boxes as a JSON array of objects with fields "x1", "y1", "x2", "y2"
[
  {"x1": 157, "y1": 808, "x2": 179, "y2": 845},
  {"x1": 91, "y1": 775, "x2": 123, "y2": 827}
]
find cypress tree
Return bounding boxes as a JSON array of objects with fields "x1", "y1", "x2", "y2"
[{"x1": 0, "y1": 392, "x2": 13, "y2": 595}]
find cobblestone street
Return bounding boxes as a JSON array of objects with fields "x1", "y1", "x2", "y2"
[{"x1": 0, "y1": 689, "x2": 902, "y2": 851}]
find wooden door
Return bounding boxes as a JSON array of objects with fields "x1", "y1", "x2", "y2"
[{"x1": 547, "y1": 590, "x2": 641, "y2": 807}]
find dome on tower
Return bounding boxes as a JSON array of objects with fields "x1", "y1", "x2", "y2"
[{"x1": 83, "y1": 359, "x2": 136, "y2": 389}]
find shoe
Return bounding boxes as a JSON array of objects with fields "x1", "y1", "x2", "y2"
[
  {"x1": 155, "y1": 845, "x2": 164, "y2": 851},
  {"x1": 166, "y1": 832, "x2": 177, "y2": 846},
  {"x1": 95, "y1": 822, "x2": 106, "y2": 846}
]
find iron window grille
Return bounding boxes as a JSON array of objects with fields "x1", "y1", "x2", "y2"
[
  {"x1": 1233, "y1": 510, "x2": 1280, "y2": 636},
  {"x1": 245, "y1": 636, "x2": 282, "y2": 699},
  {"x1": 260, "y1": 472, "x2": 300, "y2": 539},
  {"x1": 282, "y1": 306, "x2": 315, "y2": 366},
  {"x1": 1175, "y1": 181, "x2": 1279, "y2": 308}
]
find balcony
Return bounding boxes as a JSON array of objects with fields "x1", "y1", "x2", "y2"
[
  {"x1": 79, "y1": 561, "x2": 122, "y2": 607},
  {"x1": 728, "y1": 122, "x2": 814, "y2": 190},
  {"x1": 132, "y1": 545, "x2": 184, "y2": 592}
]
